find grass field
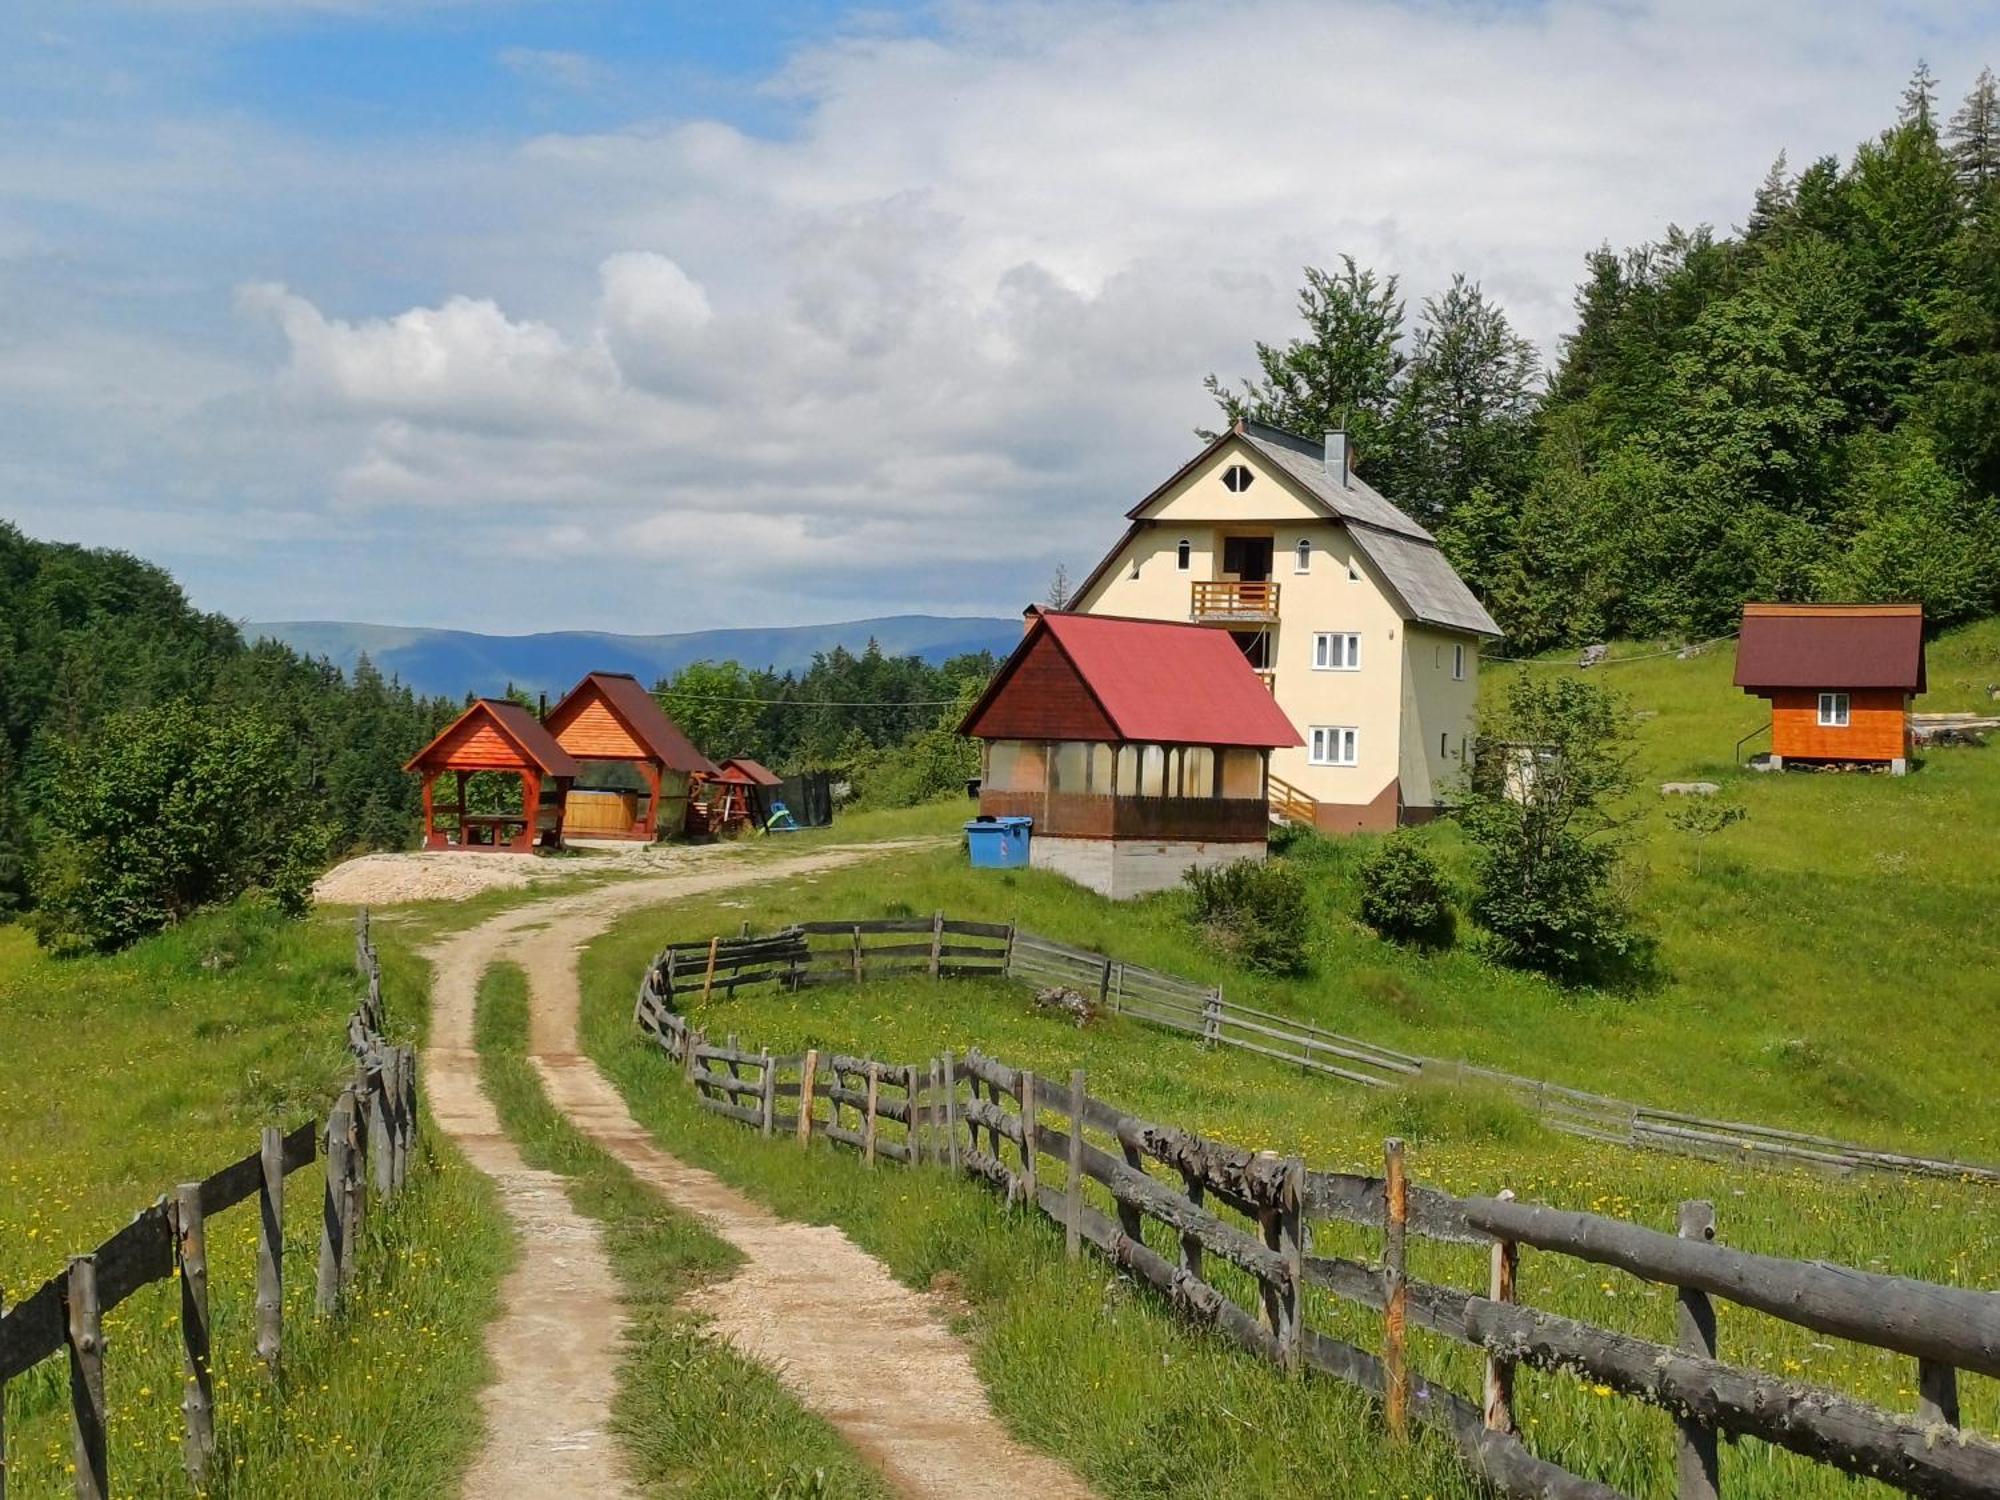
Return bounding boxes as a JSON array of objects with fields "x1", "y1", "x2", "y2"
[
  {"x1": 573, "y1": 818, "x2": 1998, "y2": 1497},
  {"x1": 473, "y1": 962, "x2": 892, "y2": 1498},
  {"x1": 0, "y1": 904, "x2": 510, "y2": 1499}
]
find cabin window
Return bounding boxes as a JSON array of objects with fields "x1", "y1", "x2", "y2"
[
  {"x1": 1129, "y1": 556, "x2": 1140, "y2": 579},
  {"x1": 1818, "y1": 692, "x2": 1851, "y2": 728},
  {"x1": 1179, "y1": 746, "x2": 1216, "y2": 797},
  {"x1": 1222, "y1": 464, "x2": 1255, "y2": 493},
  {"x1": 1440, "y1": 732, "x2": 1447, "y2": 759},
  {"x1": 1347, "y1": 558, "x2": 1360, "y2": 582},
  {"x1": 1176, "y1": 539, "x2": 1191, "y2": 571},
  {"x1": 1310, "y1": 726, "x2": 1358, "y2": 767},
  {"x1": 985, "y1": 741, "x2": 1044, "y2": 794},
  {"x1": 1293, "y1": 539, "x2": 1312, "y2": 573},
  {"x1": 1220, "y1": 748, "x2": 1265, "y2": 798},
  {"x1": 1313, "y1": 632, "x2": 1360, "y2": 671},
  {"x1": 1137, "y1": 744, "x2": 1168, "y2": 796},
  {"x1": 1050, "y1": 741, "x2": 1092, "y2": 793},
  {"x1": 1453, "y1": 643, "x2": 1467, "y2": 680}
]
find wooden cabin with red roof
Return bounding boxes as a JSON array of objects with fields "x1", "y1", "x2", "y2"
[
  {"x1": 959, "y1": 607, "x2": 1302, "y2": 898},
  {"x1": 404, "y1": 699, "x2": 579, "y2": 852},
  {"x1": 1734, "y1": 603, "x2": 1925, "y2": 774},
  {"x1": 545, "y1": 671, "x2": 718, "y2": 840}
]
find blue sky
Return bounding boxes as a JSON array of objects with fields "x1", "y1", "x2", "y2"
[{"x1": 3, "y1": 1, "x2": 1996, "y2": 635}]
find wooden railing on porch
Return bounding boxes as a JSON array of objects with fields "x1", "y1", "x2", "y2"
[{"x1": 1191, "y1": 580, "x2": 1280, "y2": 621}]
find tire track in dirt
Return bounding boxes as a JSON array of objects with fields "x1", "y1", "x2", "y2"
[{"x1": 420, "y1": 842, "x2": 1097, "y2": 1500}]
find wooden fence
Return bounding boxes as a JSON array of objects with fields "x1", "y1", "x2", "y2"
[
  {"x1": 633, "y1": 960, "x2": 2000, "y2": 1500},
  {"x1": 0, "y1": 912, "x2": 420, "y2": 1500},
  {"x1": 637, "y1": 917, "x2": 2000, "y2": 1186}
]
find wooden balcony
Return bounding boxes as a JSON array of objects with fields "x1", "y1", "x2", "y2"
[{"x1": 1191, "y1": 580, "x2": 1280, "y2": 622}]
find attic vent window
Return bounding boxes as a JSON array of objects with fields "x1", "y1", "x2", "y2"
[{"x1": 1222, "y1": 464, "x2": 1255, "y2": 493}]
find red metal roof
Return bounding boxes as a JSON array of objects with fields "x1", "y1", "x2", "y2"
[
  {"x1": 552, "y1": 672, "x2": 719, "y2": 776},
  {"x1": 962, "y1": 608, "x2": 1301, "y2": 748},
  {"x1": 1733, "y1": 604, "x2": 1926, "y2": 693},
  {"x1": 403, "y1": 699, "x2": 581, "y2": 777}
]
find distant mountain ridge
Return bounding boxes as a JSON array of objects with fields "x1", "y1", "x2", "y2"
[{"x1": 250, "y1": 615, "x2": 1020, "y2": 702}]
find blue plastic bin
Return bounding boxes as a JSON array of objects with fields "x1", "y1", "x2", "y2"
[{"x1": 965, "y1": 815, "x2": 1032, "y2": 869}]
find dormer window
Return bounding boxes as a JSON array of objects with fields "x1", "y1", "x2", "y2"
[
  {"x1": 1294, "y1": 539, "x2": 1311, "y2": 573},
  {"x1": 1221, "y1": 464, "x2": 1255, "y2": 493},
  {"x1": 1176, "y1": 539, "x2": 1191, "y2": 571}
]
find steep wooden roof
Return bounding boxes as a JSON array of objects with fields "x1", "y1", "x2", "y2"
[
  {"x1": 718, "y1": 756, "x2": 784, "y2": 787},
  {"x1": 1734, "y1": 603, "x2": 1926, "y2": 692},
  {"x1": 403, "y1": 699, "x2": 580, "y2": 777},
  {"x1": 546, "y1": 672, "x2": 719, "y2": 776}
]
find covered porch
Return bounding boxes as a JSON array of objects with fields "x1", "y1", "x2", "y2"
[{"x1": 403, "y1": 699, "x2": 578, "y2": 853}]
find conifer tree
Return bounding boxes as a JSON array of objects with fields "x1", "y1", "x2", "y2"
[{"x1": 1947, "y1": 66, "x2": 2000, "y2": 201}]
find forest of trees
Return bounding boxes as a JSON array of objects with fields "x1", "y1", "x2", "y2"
[
  {"x1": 655, "y1": 645, "x2": 996, "y2": 804},
  {"x1": 1209, "y1": 65, "x2": 2000, "y2": 649},
  {"x1": 0, "y1": 521, "x2": 462, "y2": 939}
]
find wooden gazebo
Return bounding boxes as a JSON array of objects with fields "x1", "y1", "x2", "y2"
[
  {"x1": 404, "y1": 699, "x2": 579, "y2": 852},
  {"x1": 544, "y1": 672, "x2": 718, "y2": 841}
]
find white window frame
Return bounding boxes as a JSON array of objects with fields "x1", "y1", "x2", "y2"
[
  {"x1": 1293, "y1": 539, "x2": 1312, "y2": 573},
  {"x1": 1313, "y1": 632, "x2": 1360, "y2": 672},
  {"x1": 1453, "y1": 642, "x2": 1467, "y2": 680},
  {"x1": 1176, "y1": 538, "x2": 1191, "y2": 571},
  {"x1": 1818, "y1": 691, "x2": 1851, "y2": 728},
  {"x1": 1309, "y1": 725, "x2": 1359, "y2": 767}
]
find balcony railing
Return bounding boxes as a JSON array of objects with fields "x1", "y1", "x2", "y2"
[{"x1": 1191, "y1": 579, "x2": 1280, "y2": 622}]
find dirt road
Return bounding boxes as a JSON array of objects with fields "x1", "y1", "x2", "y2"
[{"x1": 419, "y1": 843, "x2": 1096, "y2": 1500}]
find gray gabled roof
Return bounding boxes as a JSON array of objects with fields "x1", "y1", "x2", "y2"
[
  {"x1": 1081, "y1": 419, "x2": 1504, "y2": 639},
  {"x1": 1235, "y1": 422, "x2": 1434, "y2": 542},
  {"x1": 1345, "y1": 524, "x2": 1502, "y2": 639}
]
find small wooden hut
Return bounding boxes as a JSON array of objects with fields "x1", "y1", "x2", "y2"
[
  {"x1": 959, "y1": 607, "x2": 1301, "y2": 898},
  {"x1": 404, "y1": 699, "x2": 578, "y2": 852},
  {"x1": 1735, "y1": 603, "x2": 1926, "y2": 773},
  {"x1": 545, "y1": 671, "x2": 717, "y2": 841}
]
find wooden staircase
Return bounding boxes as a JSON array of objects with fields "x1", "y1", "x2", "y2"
[{"x1": 1266, "y1": 774, "x2": 1316, "y2": 828}]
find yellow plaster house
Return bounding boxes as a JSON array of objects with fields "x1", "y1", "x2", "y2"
[{"x1": 1067, "y1": 420, "x2": 1501, "y2": 832}]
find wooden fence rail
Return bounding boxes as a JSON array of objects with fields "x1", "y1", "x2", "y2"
[
  {"x1": 633, "y1": 931, "x2": 2000, "y2": 1500},
  {"x1": 634, "y1": 915, "x2": 2000, "y2": 1187},
  {"x1": 0, "y1": 912, "x2": 420, "y2": 1500}
]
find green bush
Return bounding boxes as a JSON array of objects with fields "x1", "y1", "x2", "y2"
[
  {"x1": 1356, "y1": 832, "x2": 1455, "y2": 948},
  {"x1": 1461, "y1": 674, "x2": 1646, "y2": 983},
  {"x1": 26, "y1": 701, "x2": 319, "y2": 953},
  {"x1": 1182, "y1": 857, "x2": 1309, "y2": 975}
]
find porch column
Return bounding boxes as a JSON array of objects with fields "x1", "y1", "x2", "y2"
[
  {"x1": 520, "y1": 772, "x2": 539, "y2": 852},
  {"x1": 642, "y1": 761, "x2": 663, "y2": 840},
  {"x1": 420, "y1": 772, "x2": 436, "y2": 849}
]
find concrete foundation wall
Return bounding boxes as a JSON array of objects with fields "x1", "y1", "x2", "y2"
[{"x1": 1031, "y1": 835, "x2": 1266, "y2": 900}]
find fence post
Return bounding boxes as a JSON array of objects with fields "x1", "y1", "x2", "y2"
[
  {"x1": 343, "y1": 1086, "x2": 368, "y2": 1279},
  {"x1": 66, "y1": 1254, "x2": 107, "y2": 1500},
  {"x1": 683, "y1": 1028, "x2": 702, "y2": 1087},
  {"x1": 851, "y1": 925, "x2": 863, "y2": 984},
  {"x1": 1065, "y1": 1069, "x2": 1085, "y2": 1259},
  {"x1": 904, "y1": 1065, "x2": 921, "y2": 1167},
  {"x1": 1173, "y1": 1164, "x2": 1201, "y2": 1271},
  {"x1": 1003, "y1": 923, "x2": 1017, "y2": 978},
  {"x1": 1676, "y1": 1200, "x2": 1720, "y2": 1500},
  {"x1": 317, "y1": 1098, "x2": 350, "y2": 1314},
  {"x1": 797, "y1": 1050, "x2": 819, "y2": 1147},
  {"x1": 863, "y1": 1062, "x2": 880, "y2": 1167},
  {"x1": 1019, "y1": 1070, "x2": 1039, "y2": 1210},
  {"x1": 942, "y1": 1053, "x2": 960, "y2": 1171},
  {"x1": 399, "y1": 1044, "x2": 417, "y2": 1189},
  {"x1": 1917, "y1": 1360, "x2": 1961, "y2": 1428},
  {"x1": 1278, "y1": 1158, "x2": 1304, "y2": 1373},
  {"x1": 257, "y1": 1126, "x2": 284, "y2": 1380},
  {"x1": 1483, "y1": 1188, "x2": 1517, "y2": 1434},
  {"x1": 759, "y1": 1050, "x2": 776, "y2": 1138},
  {"x1": 1098, "y1": 956, "x2": 1113, "y2": 1012},
  {"x1": 1202, "y1": 989, "x2": 1222, "y2": 1047},
  {"x1": 172, "y1": 1183, "x2": 215, "y2": 1485},
  {"x1": 929, "y1": 911, "x2": 944, "y2": 979},
  {"x1": 1383, "y1": 1137, "x2": 1409, "y2": 1443}
]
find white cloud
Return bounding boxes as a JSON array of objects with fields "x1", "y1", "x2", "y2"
[
  {"x1": 10, "y1": 0, "x2": 2000, "y2": 631},
  {"x1": 496, "y1": 47, "x2": 611, "y2": 94}
]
